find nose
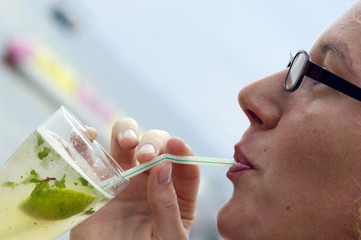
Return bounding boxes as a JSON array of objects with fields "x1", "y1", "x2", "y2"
[{"x1": 238, "y1": 70, "x2": 288, "y2": 130}]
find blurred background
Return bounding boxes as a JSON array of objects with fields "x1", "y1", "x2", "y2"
[{"x1": 0, "y1": 0, "x2": 355, "y2": 239}]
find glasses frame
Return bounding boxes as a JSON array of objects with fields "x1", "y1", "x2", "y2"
[{"x1": 284, "y1": 50, "x2": 361, "y2": 102}]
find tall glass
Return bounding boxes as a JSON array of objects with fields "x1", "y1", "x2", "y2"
[{"x1": 0, "y1": 106, "x2": 129, "y2": 240}]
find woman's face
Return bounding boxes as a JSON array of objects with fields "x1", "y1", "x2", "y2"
[{"x1": 217, "y1": 2, "x2": 361, "y2": 240}]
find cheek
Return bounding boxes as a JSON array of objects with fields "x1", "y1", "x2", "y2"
[
  {"x1": 272, "y1": 113, "x2": 355, "y2": 187},
  {"x1": 250, "y1": 111, "x2": 361, "y2": 236},
  {"x1": 265, "y1": 109, "x2": 361, "y2": 214}
]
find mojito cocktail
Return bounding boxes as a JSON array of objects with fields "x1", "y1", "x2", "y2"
[{"x1": 0, "y1": 107, "x2": 129, "y2": 240}]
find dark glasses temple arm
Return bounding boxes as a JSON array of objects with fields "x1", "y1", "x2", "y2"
[{"x1": 306, "y1": 62, "x2": 361, "y2": 102}]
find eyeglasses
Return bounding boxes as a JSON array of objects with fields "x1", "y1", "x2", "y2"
[{"x1": 284, "y1": 50, "x2": 361, "y2": 102}]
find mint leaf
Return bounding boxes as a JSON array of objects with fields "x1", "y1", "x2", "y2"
[
  {"x1": 38, "y1": 147, "x2": 52, "y2": 160},
  {"x1": 22, "y1": 170, "x2": 41, "y2": 184},
  {"x1": 78, "y1": 177, "x2": 89, "y2": 187},
  {"x1": 54, "y1": 174, "x2": 66, "y2": 189},
  {"x1": 37, "y1": 134, "x2": 45, "y2": 146},
  {"x1": 78, "y1": 177, "x2": 94, "y2": 189},
  {"x1": 30, "y1": 169, "x2": 40, "y2": 179},
  {"x1": 84, "y1": 208, "x2": 95, "y2": 215},
  {"x1": 31, "y1": 181, "x2": 50, "y2": 197},
  {"x1": 2, "y1": 181, "x2": 16, "y2": 187}
]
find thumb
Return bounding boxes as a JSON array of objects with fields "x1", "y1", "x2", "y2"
[{"x1": 148, "y1": 162, "x2": 187, "y2": 239}]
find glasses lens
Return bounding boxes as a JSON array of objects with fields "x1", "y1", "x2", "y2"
[{"x1": 285, "y1": 52, "x2": 308, "y2": 90}]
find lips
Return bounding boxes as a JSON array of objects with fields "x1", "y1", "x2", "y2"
[{"x1": 227, "y1": 146, "x2": 254, "y2": 177}]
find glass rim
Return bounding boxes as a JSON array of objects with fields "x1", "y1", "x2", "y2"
[{"x1": 59, "y1": 106, "x2": 129, "y2": 184}]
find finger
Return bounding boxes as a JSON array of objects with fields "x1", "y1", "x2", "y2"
[
  {"x1": 136, "y1": 129, "x2": 171, "y2": 163},
  {"x1": 148, "y1": 161, "x2": 189, "y2": 238},
  {"x1": 166, "y1": 138, "x2": 200, "y2": 225},
  {"x1": 70, "y1": 126, "x2": 97, "y2": 163},
  {"x1": 110, "y1": 118, "x2": 139, "y2": 169},
  {"x1": 83, "y1": 126, "x2": 97, "y2": 142}
]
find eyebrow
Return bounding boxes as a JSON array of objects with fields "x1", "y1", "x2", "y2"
[{"x1": 320, "y1": 41, "x2": 355, "y2": 76}]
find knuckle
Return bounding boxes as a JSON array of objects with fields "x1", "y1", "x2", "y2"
[{"x1": 160, "y1": 188, "x2": 178, "y2": 211}]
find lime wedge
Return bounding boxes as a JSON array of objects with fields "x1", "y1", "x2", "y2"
[{"x1": 20, "y1": 188, "x2": 95, "y2": 220}]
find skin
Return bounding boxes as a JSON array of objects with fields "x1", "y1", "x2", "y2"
[
  {"x1": 218, "y1": 2, "x2": 361, "y2": 240},
  {"x1": 83, "y1": 127, "x2": 97, "y2": 142},
  {"x1": 70, "y1": 119, "x2": 200, "y2": 239},
  {"x1": 71, "y1": 1, "x2": 361, "y2": 239}
]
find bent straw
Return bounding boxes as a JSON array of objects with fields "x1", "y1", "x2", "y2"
[{"x1": 121, "y1": 153, "x2": 235, "y2": 179}]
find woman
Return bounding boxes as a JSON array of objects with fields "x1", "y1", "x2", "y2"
[{"x1": 71, "y1": 1, "x2": 361, "y2": 239}]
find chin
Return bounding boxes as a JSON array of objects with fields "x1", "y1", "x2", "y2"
[
  {"x1": 217, "y1": 198, "x2": 238, "y2": 240},
  {"x1": 217, "y1": 193, "x2": 263, "y2": 240}
]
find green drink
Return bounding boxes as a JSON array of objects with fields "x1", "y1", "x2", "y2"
[{"x1": 0, "y1": 107, "x2": 129, "y2": 240}]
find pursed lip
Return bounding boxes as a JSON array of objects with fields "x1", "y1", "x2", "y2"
[{"x1": 227, "y1": 145, "x2": 255, "y2": 178}]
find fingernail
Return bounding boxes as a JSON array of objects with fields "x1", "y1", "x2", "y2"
[
  {"x1": 158, "y1": 163, "x2": 172, "y2": 185},
  {"x1": 138, "y1": 143, "x2": 156, "y2": 154},
  {"x1": 120, "y1": 129, "x2": 137, "y2": 140}
]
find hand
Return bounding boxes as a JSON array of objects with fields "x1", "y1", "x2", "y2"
[{"x1": 70, "y1": 118, "x2": 200, "y2": 240}]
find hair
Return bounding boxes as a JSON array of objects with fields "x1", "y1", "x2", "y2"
[
  {"x1": 350, "y1": 174, "x2": 361, "y2": 240},
  {"x1": 353, "y1": 198, "x2": 361, "y2": 239}
]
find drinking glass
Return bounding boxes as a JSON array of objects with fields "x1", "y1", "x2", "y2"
[{"x1": 0, "y1": 106, "x2": 129, "y2": 240}]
